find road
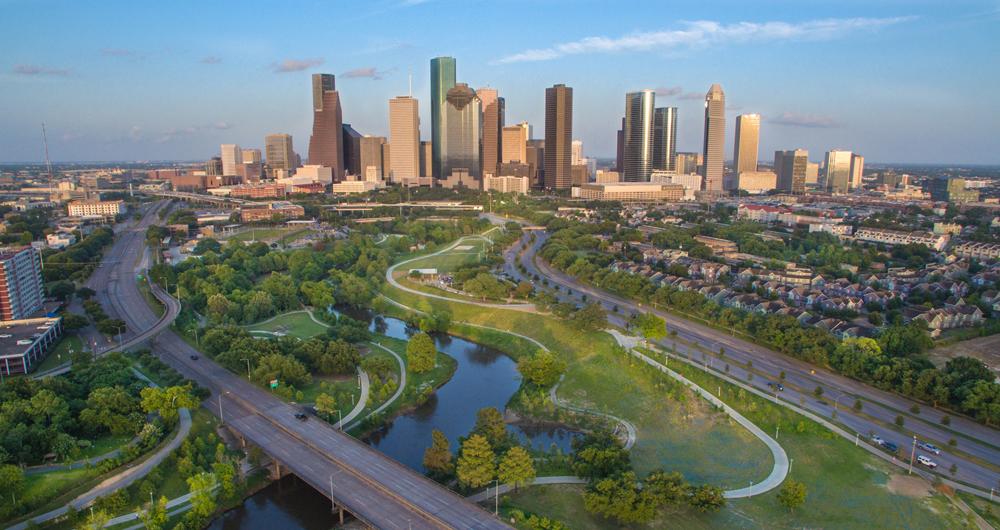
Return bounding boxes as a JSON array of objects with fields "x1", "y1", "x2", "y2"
[
  {"x1": 510, "y1": 231, "x2": 1000, "y2": 496},
  {"x1": 102, "y1": 201, "x2": 507, "y2": 529}
]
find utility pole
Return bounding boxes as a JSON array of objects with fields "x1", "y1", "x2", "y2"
[
  {"x1": 241, "y1": 358, "x2": 251, "y2": 380},
  {"x1": 218, "y1": 394, "x2": 224, "y2": 425},
  {"x1": 908, "y1": 435, "x2": 916, "y2": 475}
]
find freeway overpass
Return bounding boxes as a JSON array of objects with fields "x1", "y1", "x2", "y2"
[
  {"x1": 97, "y1": 201, "x2": 508, "y2": 529},
  {"x1": 325, "y1": 202, "x2": 484, "y2": 213},
  {"x1": 142, "y1": 190, "x2": 257, "y2": 208}
]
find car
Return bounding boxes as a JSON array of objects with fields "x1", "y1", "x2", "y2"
[
  {"x1": 776, "y1": 383, "x2": 784, "y2": 392},
  {"x1": 294, "y1": 412, "x2": 308, "y2": 421},
  {"x1": 870, "y1": 434, "x2": 885, "y2": 446},
  {"x1": 883, "y1": 441, "x2": 899, "y2": 453},
  {"x1": 916, "y1": 455, "x2": 937, "y2": 468},
  {"x1": 918, "y1": 441, "x2": 941, "y2": 455},
  {"x1": 189, "y1": 355, "x2": 200, "y2": 361}
]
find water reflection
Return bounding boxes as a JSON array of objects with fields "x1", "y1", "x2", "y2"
[{"x1": 206, "y1": 475, "x2": 337, "y2": 530}]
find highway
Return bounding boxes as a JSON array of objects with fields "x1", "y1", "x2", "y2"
[
  {"x1": 508, "y1": 231, "x2": 1000, "y2": 496},
  {"x1": 96, "y1": 201, "x2": 508, "y2": 529}
]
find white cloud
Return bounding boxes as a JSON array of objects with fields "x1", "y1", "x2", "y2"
[
  {"x1": 497, "y1": 17, "x2": 915, "y2": 63},
  {"x1": 341, "y1": 67, "x2": 391, "y2": 80},
  {"x1": 271, "y1": 58, "x2": 324, "y2": 73}
]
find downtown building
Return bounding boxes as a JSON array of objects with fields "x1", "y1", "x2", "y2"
[
  {"x1": 622, "y1": 90, "x2": 656, "y2": 182},
  {"x1": 307, "y1": 73, "x2": 345, "y2": 180},
  {"x1": 388, "y1": 96, "x2": 421, "y2": 183},
  {"x1": 441, "y1": 83, "x2": 482, "y2": 180},
  {"x1": 824, "y1": 149, "x2": 853, "y2": 194},
  {"x1": 265, "y1": 134, "x2": 296, "y2": 175},
  {"x1": 0, "y1": 245, "x2": 64, "y2": 375},
  {"x1": 774, "y1": 149, "x2": 808, "y2": 194},
  {"x1": 701, "y1": 84, "x2": 726, "y2": 193},
  {"x1": 652, "y1": 107, "x2": 678, "y2": 172},
  {"x1": 479, "y1": 87, "x2": 504, "y2": 178},
  {"x1": 430, "y1": 57, "x2": 457, "y2": 179},
  {"x1": 732, "y1": 113, "x2": 760, "y2": 190},
  {"x1": 544, "y1": 84, "x2": 573, "y2": 189}
]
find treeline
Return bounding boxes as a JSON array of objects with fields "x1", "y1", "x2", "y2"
[
  {"x1": 541, "y1": 226, "x2": 1000, "y2": 427},
  {"x1": 156, "y1": 235, "x2": 388, "y2": 325},
  {"x1": 42, "y1": 226, "x2": 114, "y2": 283}
]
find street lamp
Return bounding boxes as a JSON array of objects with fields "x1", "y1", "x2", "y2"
[
  {"x1": 116, "y1": 325, "x2": 125, "y2": 351},
  {"x1": 240, "y1": 358, "x2": 251, "y2": 380},
  {"x1": 493, "y1": 479, "x2": 500, "y2": 515},
  {"x1": 218, "y1": 391, "x2": 230, "y2": 425}
]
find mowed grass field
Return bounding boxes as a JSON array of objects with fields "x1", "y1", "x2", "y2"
[
  {"x1": 222, "y1": 227, "x2": 310, "y2": 243},
  {"x1": 398, "y1": 238, "x2": 488, "y2": 273},
  {"x1": 245, "y1": 310, "x2": 329, "y2": 340}
]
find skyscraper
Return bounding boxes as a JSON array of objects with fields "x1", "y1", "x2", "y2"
[
  {"x1": 622, "y1": 90, "x2": 656, "y2": 182},
  {"x1": 502, "y1": 125, "x2": 527, "y2": 163},
  {"x1": 571, "y1": 140, "x2": 584, "y2": 166},
  {"x1": 265, "y1": 134, "x2": 295, "y2": 173},
  {"x1": 430, "y1": 57, "x2": 456, "y2": 179},
  {"x1": 241, "y1": 148, "x2": 261, "y2": 164},
  {"x1": 420, "y1": 141, "x2": 432, "y2": 178},
  {"x1": 360, "y1": 136, "x2": 387, "y2": 180},
  {"x1": 544, "y1": 84, "x2": 572, "y2": 189},
  {"x1": 442, "y1": 83, "x2": 481, "y2": 179},
  {"x1": 0, "y1": 246, "x2": 45, "y2": 321},
  {"x1": 307, "y1": 73, "x2": 344, "y2": 179},
  {"x1": 652, "y1": 107, "x2": 677, "y2": 172},
  {"x1": 701, "y1": 84, "x2": 725, "y2": 192},
  {"x1": 774, "y1": 149, "x2": 808, "y2": 194},
  {"x1": 615, "y1": 117, "x2": 625, "y2": 173},
  {"x1": 478, "y1": 87, "x2": 504, "y2": 178},
  {"x1": 389, "y1": 96, "x2": 420, "y2": 182},
  {"x1": 342, "y1": 124, "x2": 363, "y2": 176},
  {"x1": 526, "y1": 139, "x2": 545, "y2": 188},
  {"x1": 220, "y1": 144, "x2": 242, "y2": 176},
  {"x1": 850, "y1": 153, "x2": 865, "y2": 190},
  {"x1": 824, "y1": 149, "x2": 853, "y2": 194},
  {"x1": 733, "y1": 114, "x2": 760, "y2": 176}
]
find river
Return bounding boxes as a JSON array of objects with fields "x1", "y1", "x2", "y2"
[{"x1": 212, "y1": 310, "x2": 579, "y2": 527}]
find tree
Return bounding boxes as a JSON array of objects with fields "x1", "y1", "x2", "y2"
[
  {"x1": 47, "y1": 280, "x2": 76, "y2": 301},
  {"x1": 571, "y1": 431, "x2": 630, "y2": 482},
  {"x1": 777, "y1": 479, "x2": 807, "y2": 512},
  {"x1": 688, "y1": 484, "x2": 726, "y2": 512},
  {"x1": 96, "y1": 318, "x2": 127, "y2": 337},
  {"x1": 632, "y1": 312, "x2": 667, "y2": 340},
  {"x1": 583, "y1": 471, "x2": 657, "y2": 524},
  {"x1": 473, "y1": 407, "x2": 507, "y2": 448},
  {"x1": 643, "y1": 470, "x2": 687, "y2": 505},
  {"x1": 206, "y1": 293, "x2": 233, "y2": 323},
  {"x1": 517, "y1": 351, "x2": 567, "y2": 387},
  {"x1": 456, "y1": 434, "x2": 496, "y2": 489},
  {"x1": 139, "y1": 496, "x2": 169, "y2": 530},
  {"x1": 406, "y1": 332, "x2": 437, "y2": 374},
  {"x1": 212, "y1": 461, "x2": 238, "y2": 499},
  {"x1": 187, "y1": 471, "x2": 219, "y2": 519},
  {"x1": 498, "y1": 446, "x2": 535, "y2": 491},
  {"x1": 80, "y1": 385, "x2": 142, "y2": 436},
  {"x1": 77, "y1": 287, "x2": 96, "y2": 300},
  {"x1": 570, "y1": 303, "x2": 607, "y2": 331},
  {"x1": 140, "y1": 385, "x2": 199, "y2": 425},
  {"x1": 252, "y1": 353, "x2": 312, "y2": 388},
  {"x1": 315, "y1": 393, "x2": 337, "y2": 420},
  {"x1": 0, "y1": 464, "x2": 24, "y2": 506},
  {"x1": 79, "y1": 509, "x2": 111, "y2": 530},
  {"x1": 61, "y1": 312, "x2": 90, "y2": 330},
  {"x1": 423, "y1": 429, "x2": 454, "y2": 478}
]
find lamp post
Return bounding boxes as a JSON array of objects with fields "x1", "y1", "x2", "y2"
[
  {"x1": 493, "y1": 479, "x2": 500, "y2": 515},
  {"x1": 218, "y1": 391, "x2": 229, "y2": 425},
  {"x1": 116, "y1": 325, "x2": 125, "y2": 351},
  {"x1": 240, "y1": 358, "x2": 251, "y2": 380},
  {"x1": 908, "y1": 435, "x2": 917, "y2": 475}
]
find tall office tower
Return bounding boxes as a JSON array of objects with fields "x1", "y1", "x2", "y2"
[
  {"x1": 205, "y1": 157, "x2": 223, "y2": 176},
  {"x1": 518, "y1": 121, "x2": 532, "y2": 141},
  {"x1": 307, "y1": 74, "x2": 344, "y2": 179},
  {"x1": 850, "y1": 153, "x2": 865, "y2": 190},
  {"x1": 341, "y1": 124, "x2": 363, "y2": 176},
  {"x1": 388, "y1": 96, "x2": 420, "y2": 182},
  {"x1": 359, "y1": 136, "x2": 387, "y2": 180},
  {"x1": 701, "y1": 84, "x2": 725, "y2": 192},
  {"x1": 675, "y1": 152, "x2": 702, "y2": 175},
  {"x1": 544, "y1": 84, "x2": 573, "y2": 189},
  {"x1": 805, "y1": 162, "x2": 819, "y2": 185},
  {"x1": 733, "y1": 113, "x2": 760, "y2": 176},
  {"x1": 652, "y1": 107, "x2": 677, "y2": 172},
  {"x1": 478, "y1": 88, "x2": 504, "y2": 177},
  {"x1": 442, "y1": 83, "x2": 482, "y2": 178},
  {"x1": 0, "y1": 246, "x2": 45, "y2": 320},
  {"x1": 774, "y1": 149, "x2": 808, "y2": 194},
  {"x1": 265, "y1": 134, "x2": 295, "y2": 173},
  {"x1": 220, "y1": 144, "x2": 242, "y2": 176},
  {"x1": 381, "y1": 144, "x2": 391, "y2": 179},
  {"x1": 622, "y1": 90, "x2": 656, "y2": 182},
  {"x1": 824, "y1": 149, "x2": 853, "y2": 194},
  {"x1": 430, "y1": 57, "x2": 457, "y2": 179},
  {"x1": 615, "y1": 117, "x2": 625, "y2": 173},
  {"x1": 502, "y1": 125, "x2": 528, "y2": 163},
  {"x1": 241, "y1": 148, "x2": 262, "y2": 164},
  {"x1": 571, "y1": 140, "x2": 584, "y2": 166},
  {"x1": 420, "y1": 141, "x2": 432, "y2": 178},
  {"x1": 526, "y1": 139, "x2": 545, "y2": 188}
]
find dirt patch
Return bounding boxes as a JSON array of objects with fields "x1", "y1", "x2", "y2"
[{"x1": 886, "y1": 473, "x2": 933, "y2": 498}]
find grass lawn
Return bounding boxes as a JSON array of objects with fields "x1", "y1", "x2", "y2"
[
  {"x1": 32, "y1": 333, "x2": 84, "y2": 373},
  {"x1": 398, "y1": 239, "x2": 487, "y2": 273},
  {"x1": 223, "y1": 227, "x2": 309, "y2": 243},
  {"x1": 957, "y1": 491, "x2": 1000, "y2": 528},
  {"x1": 77, "y1": 433, "x2": 133, "y2": 460},
  {"x1": 297, "y1": 373, "x2": 362, "y2": 407},
  {"x1": 244, "y1": 310, "x2": 329, "y2": 340},
  {"x1": 137, "y1": 279, "x2": 165, "y2": 317},
  {"x1": 380, "y1": 276, "x2": 975, "y2": 529}
]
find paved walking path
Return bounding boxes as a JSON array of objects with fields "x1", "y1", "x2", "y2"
[
  {"x1": 466, "y1": 476, "x2": 587, "y2": 503},
  {"x1": 334, "y1": 368, "x2": 370, "y2": 430},
  {"x1": 346, "y1": 342, "x2": 407, "y2": 430},
  {"x1": 549, "y1": 375, "x2": 637, "y2": 451}
]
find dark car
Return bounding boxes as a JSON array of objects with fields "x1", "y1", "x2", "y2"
[
  {"x1": 776, "y1": 383, "x2": 784, "y2": 391},
  {"x1": 883, "y1": 441, "x2": 899, "y2": 453},
  {"x1": 189, "y1": 355, "x2": 200, "y2": 361},
  {"x1": 294, "y1": 412, "x2": 308, "y2": 421}
]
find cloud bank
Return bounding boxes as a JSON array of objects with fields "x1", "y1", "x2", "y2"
[
  {"x1": 341, "y1": 67, "x2": 389, "y2": 80},
  {"x1": 769, "y1": 112, "x2": 841, "y2": 128},
  {"x1": 497, "y1": 17, "x2": 914, "y2": 63},
  {"x1": 271, "y1": 58, "x2": 324, "y2": 73}
]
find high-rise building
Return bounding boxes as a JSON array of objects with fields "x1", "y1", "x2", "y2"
[
  {"x1": 571, "y1": 140, "x2": 584, "y2": 166},
  {"x1": 733, "y1": 114, "x2": 760, "y2": 177},
  {"x1": 420, "y1": 141, "x2": 432, "y2": 178},
  {"x1": 850, "y1": 153, "x2": 865, "y2": 190},
  {"x1": 430, "y1": 57, "x2": 456, "y2": 179},
  {"x1": 622, "y1": 90, "x2": 656, "y2": 182},
  {"x1": 241, "y1": 148, "x2": 262, "y2": 164},
  {"x1": 805, "y1": 162, "x2": 820, "y2": 185},
  {"x1": 307, "y1": 73, "x2": 344, "y2": 179},
  {"x1": 526, "y1": 139, "x2": 545, "y2": 188},
  {"x1": 544, "y1": 84, "x2": 573, "y2": 189},
  {"x1": 615, "y1": 117, "x2": 625, "y2": 173},
  {"x1": 652, "y1": 107, "x2": 677, "y2": 172},
  {"x1": 502, "y1": 125, "x2": 527, "y2": 164},
  {"x1": 389, "y1": 96, "x2": 420, "y2": 181},
  {"x1": 265, "y1": 134, "x2": 295, "y2": 173},
  {"x1": 342, "y1": 124, "x2": 363, "y2": 176},
  {"x1": 0, "y1": 246, "x2": 45, "y2": 321},
  {"x1": 676, "y1": 152, "x2": 702, "y2": 175},
  {"x1": 774, "y1": 149, "x2": 808, "y2": 194},
  {"x1": 925, "y1": 176, "x2": 980, "y2": 203},
  {"x1": 518, "y1": 121, "x2": 532, "y2": 141},
  {"x1": 359, "y1": 136, "x2": 387, "y2": 180},
  {"x1": 205, "y1": 157, "x2": 223, "y2": 176},
  {"x1": 478, "y1": 87, "x2": 504, "y2": 177},
  {"x1": 442, "y1": 83, "x2": 482, "y2": 179},
  {"x1": 701, "y1": 84, "x2": 726, "y2": 192},
  {"x1": 381, "y1": 143, "x2": 391, "y2": 180},
  {"x1": 220, "y1": 144, "x2": 242, "y2": 176},
  {"x1": 824, "y1": 149, "x2": 853, "y2": 194}
]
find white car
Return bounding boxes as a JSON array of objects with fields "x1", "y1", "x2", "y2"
[
  {"x1": 918, "y1": 441, "x2": 942, "y2": 455},
  {"x1": 916, "y1": 455, "x2": 937, "y2": 469}
]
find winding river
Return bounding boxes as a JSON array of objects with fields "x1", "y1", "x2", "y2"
[{"x1": 211, "y1": 310, "x2": 579, "y2": 527}]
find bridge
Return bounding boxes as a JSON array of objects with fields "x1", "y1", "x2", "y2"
[
  {"x1": 142, "y1": 190, "x2": 258, "y2": 208},
  {"x1": 325, "y1": 201, "x2": 485, "y2": 213},
  {"x1": 98, "y1": 201, "x2": 509, "y2": 529}
]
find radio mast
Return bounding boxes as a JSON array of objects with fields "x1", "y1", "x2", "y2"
[{"x1": 41, "y1": 123, "x2": 53, "y2": 179}]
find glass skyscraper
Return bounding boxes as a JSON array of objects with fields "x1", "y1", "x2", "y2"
[
  {"x1": 652, "y1": 107, "x2": 677, "y2": 172},
  {"x1": 622, "y1": 90, "x2": 656, "y2": 182},
  {"x1": 442, "y1": 83, "x2": 482, "y2": 179},
  {"x1": 430, "y1": 57, "x2": 456, "y2": 179}
]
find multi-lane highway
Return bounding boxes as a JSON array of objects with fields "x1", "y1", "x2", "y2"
[
  {"x1": 507, "y1": 231, "x2": 1000, "y2": 495},
  {"x1": 96, "y1": 201, "x2": 508, "y2": 529}
]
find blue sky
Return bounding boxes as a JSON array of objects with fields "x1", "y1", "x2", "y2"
[{"x1": 2, "y1": 0, "x2": 999, "y2": 164}]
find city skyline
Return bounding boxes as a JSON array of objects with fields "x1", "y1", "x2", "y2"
[{"x1": 2, "y1": 1, "x2": 999, "y2": 164}]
